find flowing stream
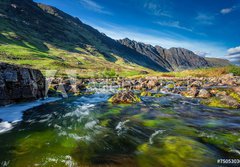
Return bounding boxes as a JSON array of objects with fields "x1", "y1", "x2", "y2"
[{"x1": 0, "y1": 86, "x2": 240, "y2": 167}]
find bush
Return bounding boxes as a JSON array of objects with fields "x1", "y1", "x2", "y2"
[
  {"x1": 228, "y1": 65, "x2": 240, "y2": 76},
  {"x1": 102, "y1": 68, "x2": 117, "y2": 78}
]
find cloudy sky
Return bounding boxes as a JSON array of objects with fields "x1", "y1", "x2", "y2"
[{"x1": 34, "y1": 0, "x2": 240, "y2": 64}]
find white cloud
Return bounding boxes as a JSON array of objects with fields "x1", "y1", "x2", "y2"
[
  {"x1": 226, "y1": 46, "x2": 240, "y2": 65},
  {"x1": 144, "y1": 0, "x2": 172, "y2": 17},
  {"x1": 220, "y1": 8, "x2": 233, "y2": 14},
  {"x1": 195, "y1": 13, "x2": 214, "y2": 25},
  {"x1": 156, "y1": 21, "x2": 192, "y2": 32},
  {"x1": 194, "y1": 51, "x2": 210, "y2": 57},
  {"x1": 79, "y1": 0, "x2": 111, "y2": 15},
  {"x1": 220, "y1": 5, "x2": 239, "y2": 15},
  {"x1": 228, "y1": 46, "x2": 240, "y2": 55}
]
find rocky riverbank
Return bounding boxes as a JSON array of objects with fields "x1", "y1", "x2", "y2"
[
  {"x1": 2, "y1": 62, "x2": 238, "y2": 109},
  {"x1": 0, "y1": 63, "x2": 46, "y2": 106},
  {"x1": 48, "y1": 73, "x2": 240, "y2": 108}
]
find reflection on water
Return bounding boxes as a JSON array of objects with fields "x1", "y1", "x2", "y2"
[{"x1": 0, "y1": 90, "x2": 240, "y2": 167}]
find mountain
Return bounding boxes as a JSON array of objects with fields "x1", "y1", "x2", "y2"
[
  {"x1": 205, "y1": 57, "x2": 231, "y2": 67},
  {"x1": 0, "y1": 0, "x2": 230, "y2": 77},
  {"x1": 0, "y1": 0, "x2": 167, "y2": 77},
  {"x1": 118, "y1": 38, "x2": 213, "y2": 71}
]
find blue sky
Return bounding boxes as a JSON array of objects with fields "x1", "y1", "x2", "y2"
[{"x1": 34, "y1": 0, "x2": 240, "y2": 63}]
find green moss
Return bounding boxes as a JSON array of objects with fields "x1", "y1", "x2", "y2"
[
  {"x1": 201, "y1": 97, "x2": 234, "y2": 109},
  {"x1": 99, "y1": 119, "x2": 111, "y2": 127},
  {"x1": 140, "y1": 91, "x2": 152, "y2": 96},
  {"x1": 142, "y1": 120, "x2": 160, "y2": 127},
  {"x1": 137, "y1": 136, "x2": 214, "y2": 167},
  {"x1": 230, "y1": 92, "x2": 240, "y2": 102},
  {"x1": 153, "y1": 93, "x2": 164, "y2": 98},
  {"x1": 100, "y1": 107, "x2": 122, "y2": 117},
  {"x1": 166, "y1": 84, "x2": 175, "y2": 89},
  {"x1": 200, "y1": 131, "x2": 240, "y2": 153},
  {"x1": 108, "y1": 93, "x2": 141, "y2": 104}
]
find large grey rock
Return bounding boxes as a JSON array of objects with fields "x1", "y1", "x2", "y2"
[
  {"x1": 198, "y1": 89, "x2": 211, "y2": 98},
  {"x1": 0, "y1": 63, "x2": 46, "y2": 106}
]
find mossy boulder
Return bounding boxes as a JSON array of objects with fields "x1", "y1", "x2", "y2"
[
  {"x1": 197, "y1": 89, "x2": 211, "y2": 98},
  {"x1": 181, "y1": 87, "x2": 198, "y2": 98},
  {"x1": 166, "y1": 83, "x2": 175, "y2": 89},
  {"x1": 201, "y1": 96, "x2": 240, "y2": 109},
  {"x1": 137, "y1": 136, "x2": 214, "y2": 167},
  {"x1": 140, "y1": 91, "x2": 165, "y2": 98},
  {"x1": 108, "y1": 91, "x2": 141, "y2": 104},
  {"x1": 140, "y1": 91, "x2": 152, "y2": 96},
  {"x1": 200, "y1": 131, "x2": 240, "y2": 154}
]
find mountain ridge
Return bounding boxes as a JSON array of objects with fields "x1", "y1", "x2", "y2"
[{"x1": 118, "y1": 38, "x2": 230, "y2": 71}]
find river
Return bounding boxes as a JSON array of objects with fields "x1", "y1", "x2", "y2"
[{"x1": 0, "y1": 86, "x2": 239, "y2": 167}]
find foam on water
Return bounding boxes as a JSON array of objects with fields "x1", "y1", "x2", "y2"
[
  {"x1": 116, "y1": 120, "x2": 130, "y2": 136},
  {"x1": 0, "y1": 98, "x2": 61, "y2": 122},
  {"x1": 0, "y1": 122, "x2": 13, "y2": 134},
  {"x1": 149, "y1": 130, "x2": 165, "y2": 144},
  {"x1": 84, "y1": 120, "x2": 98, "y2": 129}
]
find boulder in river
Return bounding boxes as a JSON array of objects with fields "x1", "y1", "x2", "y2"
[
  {"x1": 181, "y1": 87, "x2": 199, "y2": 98},
  {"x1": 0, "y1": 63, "x2": 46, "y2": 106},
  {"x1": 198, "y1": 89, "x2": 211, "y2": 98},
  {"x1": 108, "y1": 91, "x2": 141, "y2": 104},
  {"x1": 220, "y1": 95, "x2": 240, "y2": 109}
]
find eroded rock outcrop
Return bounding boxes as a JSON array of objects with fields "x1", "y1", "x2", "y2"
[{"x1": 0, "y1": 63, "x2": 46, "y2": 106}]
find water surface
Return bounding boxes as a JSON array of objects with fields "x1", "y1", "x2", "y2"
[{"x1": 0, "y1": 89, "x2": 239, "y2": 167}]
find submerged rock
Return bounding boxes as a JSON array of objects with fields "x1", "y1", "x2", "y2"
[
  {"x1": 181, "y1": 87, "x2": 198, "y2": 98},
  {"x1": 137, "y1": 136, "x2": 214, "y2": 167},
  {"x1": 197, "y1": 89, "x2": 211, "y2": 98},
  {"x1": 201, "y1": 95, "x2": 240, "y2": 109},
  {"x1": 108, "y1": 91, "x2": 141, "y2": 104},
  {"x1": 0, "y1": 63, "x2": 46, "y2": 106},
  {"x1": 220, "y1": 95, "x2": 240, "y2": 109}
]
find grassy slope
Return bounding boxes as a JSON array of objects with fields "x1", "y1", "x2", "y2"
[
  {"x1": 0, "y1": 0, "x2": 161, "y2": 77},
  {"x1": 128, "y1": 66, "x2": 240, "y2": 79},
  {"x1": 1, "y1": 31, "x2": 239, "y2": 78},
  {"x1": 0, "y1": 31, "x2": 154, "y2": 78}
]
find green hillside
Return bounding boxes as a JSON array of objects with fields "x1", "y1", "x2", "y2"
[{"x1": 0, "y1": 0, "x2": 163, "y2": 78}]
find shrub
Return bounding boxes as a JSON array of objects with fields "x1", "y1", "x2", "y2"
[{"x1": 227, "y1": 65, "x2": 240, "y2": 76}]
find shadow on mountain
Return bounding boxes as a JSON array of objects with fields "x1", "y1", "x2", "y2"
[{"x1": 0, "y1": 0, "x2": 168, "y2": 71}]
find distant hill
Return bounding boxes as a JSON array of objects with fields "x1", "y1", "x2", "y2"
[
  {"x1": 205, "y1": 57, "x2": 231, "y2": 67},
  {"x1": 0, "y1": 0, "x2": 231, "y2": 77}
]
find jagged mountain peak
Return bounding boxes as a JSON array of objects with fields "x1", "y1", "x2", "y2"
[{"x1": 118, "y1": 38, "x2": 211, "y2": 71}]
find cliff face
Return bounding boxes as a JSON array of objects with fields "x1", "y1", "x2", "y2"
[
  {"x1": 0, "y1": 63, "x2": 45, "y2": 106},
  {"x1": 118, "y1": 38, "x2": 210, "y2": 71}
]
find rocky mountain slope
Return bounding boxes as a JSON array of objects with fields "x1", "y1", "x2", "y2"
[{"x1": 118, "y1": 38, "x2": 229, "y2": 71}]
